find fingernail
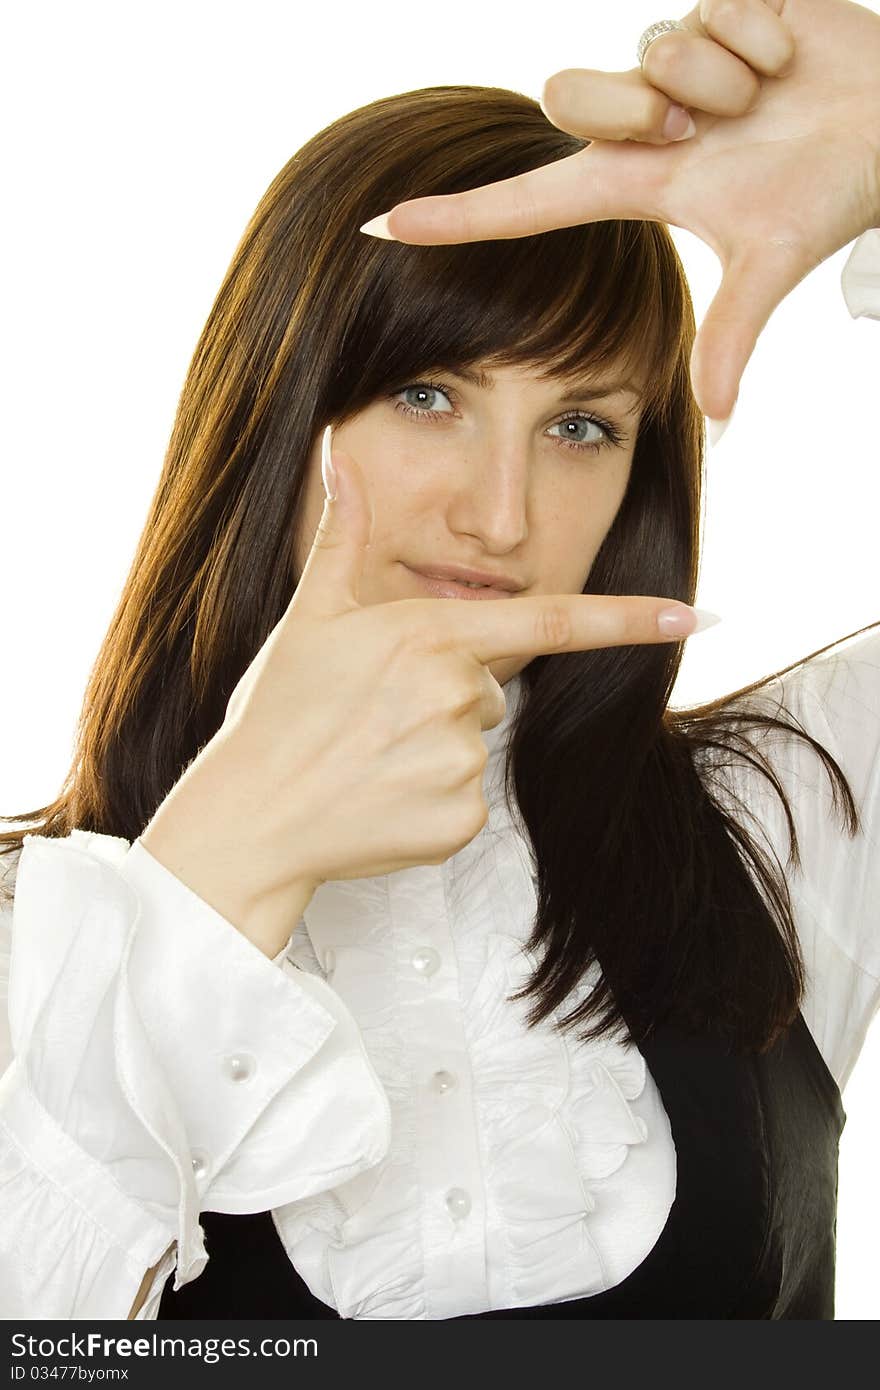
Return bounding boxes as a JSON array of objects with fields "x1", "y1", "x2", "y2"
[
  {"x1": 657, "y1": 605, "x2": 722, "y2": 638},
  {"x1": 321, "y1": 424, "x2": 337, "y2": 501},
  {"x1": 707, "y1": 403, "x2": 736, "y2": 447},
  {"x1": 359, "y1": 212, "x2": 398, "y2": 240},
  {"x1": 663, "y1": 104, "x2": 697, "y2": 141}
]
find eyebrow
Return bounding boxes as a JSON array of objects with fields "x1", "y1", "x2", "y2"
[{"x1": 445, "y1": 365, "x2": 643, "y2": 404}]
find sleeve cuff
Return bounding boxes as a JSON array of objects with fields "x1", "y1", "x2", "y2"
[
  {"x1": 841, "y1": 227, "x2": 880, "y2": 320},
  {"x1": 116, "y1": 839, "x2": 343, "y2": 1178},
  {"x1": 118, "y1": 838, "x2": 392, "y2": 1212},
  {"x1": 0, "y1": 1055, "x2": 190, "y2": 1317},
  {"x1": 9, "y1": 832, "x2": 389, "y2": 1240}
]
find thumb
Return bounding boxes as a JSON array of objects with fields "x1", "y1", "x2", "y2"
[
  {"x1": 689, "y1": 241, "x2": 809, "y2": 423},
  {"x1": 293, "y1": 424, "x2": 376, "y2": 616}
]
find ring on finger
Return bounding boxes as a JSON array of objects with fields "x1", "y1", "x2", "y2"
[{"x1": 637, "y1": 19, "x2": 689, "y2": 69}]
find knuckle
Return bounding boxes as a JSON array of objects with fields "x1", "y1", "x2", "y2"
[
  {"x1": 461, "y1": 793, "x2": 489, "y2": 842},
  {"x1": 456, "y1": 190, "x2": 476, "y2": 241},
  {"x1": 643, "y1": 32, "x2": 687, "y2": 85},
  {"x1": 516, "y1": 177, "x2": 543, "y2": 238},
  {"x1": 462, "y1": 741, "x2": 490, "y2": 783},
  {"x1": 445, "y1": 744, "x2": 483, "y2": 785},
  {"x1": 536, "y1": 603, "x2": 572, "y2": 650},
  {"x1": 436, "y1": 797, "x2": 484, "y2": 855},
  {"x1": 702, "y1": 0, "x2": 739, "y2": 30},
  {"x1": 765, "y1": 37, "x2": 795, "y2": 75},
  {"x1": 445, "y1": 677, "x2": 483, "y2": 715}
]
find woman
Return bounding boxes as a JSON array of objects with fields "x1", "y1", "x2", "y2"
[{"x1": 1, "y1": 3, "x2": 878, "y2": 1320}]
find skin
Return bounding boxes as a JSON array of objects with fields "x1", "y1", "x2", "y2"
[{"x1": 292, "y1": 361, "x2": 645, "y2": 690}]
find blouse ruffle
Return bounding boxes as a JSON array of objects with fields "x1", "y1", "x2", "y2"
[{"x1": 274, "y1": 722, "x2": 676, "y2": 1319}]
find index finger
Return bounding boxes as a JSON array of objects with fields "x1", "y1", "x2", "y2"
[
  {"x1": 417, "y1": 592, "x2": 719, "y2": 661},
  {"x1": 368, "y1": 142, "x2": 654, "y2": 246}
]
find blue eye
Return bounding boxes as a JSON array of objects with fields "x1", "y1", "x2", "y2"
[
  {"x1": 394, "y1": 382, "x2": 456, "y2": 415},
  {"x1": 547, "y1": 417, "x2": 610, "y2": 451},
  {"x1": 389, "y1": 378, "x2": 626, "y2": 455}
]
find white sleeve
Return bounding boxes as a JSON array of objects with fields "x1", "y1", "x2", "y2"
[
  {"x1": 707, "y1": 627, "x2": 880, "y2": 1092},
  {"x1": 840, "y1": 227, "x2": 880, "y2": 320},
  {"x1": 0, "y1": 829, "x2": 391, "y2": 1320}
]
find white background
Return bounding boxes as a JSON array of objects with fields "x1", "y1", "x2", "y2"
[{"x1": 2, "y1": 1, "x2": 877, "y2": 1317}]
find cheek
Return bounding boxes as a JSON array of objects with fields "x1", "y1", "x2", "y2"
[
  {"x1": 559, "y1": 468, "x2": 626, "y2": 529},
  {"x1": 558, "y1": 471, "x2": 629, "y2": 579},
  {"x1": 591, "y1": 462, "x2": 631, "y2": 530}
]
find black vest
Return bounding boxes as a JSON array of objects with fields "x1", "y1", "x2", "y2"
[{"x1": 157, "y1": 1009, "x2": 844, "y2": 1320}]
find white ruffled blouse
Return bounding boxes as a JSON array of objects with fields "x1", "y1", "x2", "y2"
[{"x1": 1, "y1": 231, "x2": 879, "y2": 1321}]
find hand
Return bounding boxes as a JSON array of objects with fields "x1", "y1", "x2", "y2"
[
  {"x1": 145, "y1": 427, "x2": 711, "y2": 943},
  {"x1": 363, "y1": 0, "x2": 880, "y2": 423}
]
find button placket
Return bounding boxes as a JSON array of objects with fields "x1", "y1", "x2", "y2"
[{"x1": 387, "y1": 867, "x2": 488, "y2": 1316}]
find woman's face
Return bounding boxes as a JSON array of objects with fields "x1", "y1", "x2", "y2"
[{"x1": 293, "y1": 360, "x2": 644, "y2": 689}]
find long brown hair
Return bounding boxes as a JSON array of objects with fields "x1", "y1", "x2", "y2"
[{"x1": 1, "y1": 85, "x2": 871, "y2": 1052}]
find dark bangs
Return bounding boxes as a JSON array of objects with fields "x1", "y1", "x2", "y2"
[
  {"x1": 331, "y1": 219, "x2": 684, "y2": 428},
  {"x1": 313, "y1": 91, "x2": 686, "y2": 429}
]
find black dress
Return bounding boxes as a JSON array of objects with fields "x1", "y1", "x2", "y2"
[{"x1": 158, "y1": 1008, "x2": 844, "y2": 1320}]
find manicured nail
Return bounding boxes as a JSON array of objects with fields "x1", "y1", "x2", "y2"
[
  {"x1": 707, "y1": 397, "x2": 737, "y2": 447},
  {"x1": 663, "y1": 104, "x2": 697, "y2": 142},
  {"x1": 359, "y1": 212, "x2": 398, "y2": 240},
  {"x1": 321, "y1": 424, "x2": 337, "y2": 501},
  {"x1": 657, "y1": 605, "x2": 722, "y2": 638}
]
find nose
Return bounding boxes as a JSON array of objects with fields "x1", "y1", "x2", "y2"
[{"x1": 446, "y1": 442, "x2": 530, "y2": 551}]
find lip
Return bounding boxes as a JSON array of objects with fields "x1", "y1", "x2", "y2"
[
  {"x1": 406, "y1": 563, "x2": 522, "y2": 592},
  {"x1": 405, "y1": 565, "x2": 516, "y2": 600}
]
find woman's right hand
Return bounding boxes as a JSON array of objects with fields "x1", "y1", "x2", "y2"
[{"x1": 142, "y1": 425, "x2": 707, "y2": 941}]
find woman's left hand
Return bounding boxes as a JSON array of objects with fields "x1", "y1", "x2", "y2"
[{"x1": 364, "y1": 0, "x2": 880, "y2": 424}]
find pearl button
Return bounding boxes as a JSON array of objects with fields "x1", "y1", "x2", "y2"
[
  {"x1": 223, "y1": 1052, "x2": 256, "y2": 1083},
  {"x1": 323, "y1": 947, "x2": 336, "y2": 978},
  {"x1": 411, "y1": 946, "x2": 441, "y2": 976},
  {"x1": 191, "y1": 1149, "x2": 209, "y2": 1180},
  {"x1": 430, "y1": 1069, "x2": 457, "y2": 1094},
  {"x1": 445, "y1": 1187, "x2": 471, "y2": 1220}
]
